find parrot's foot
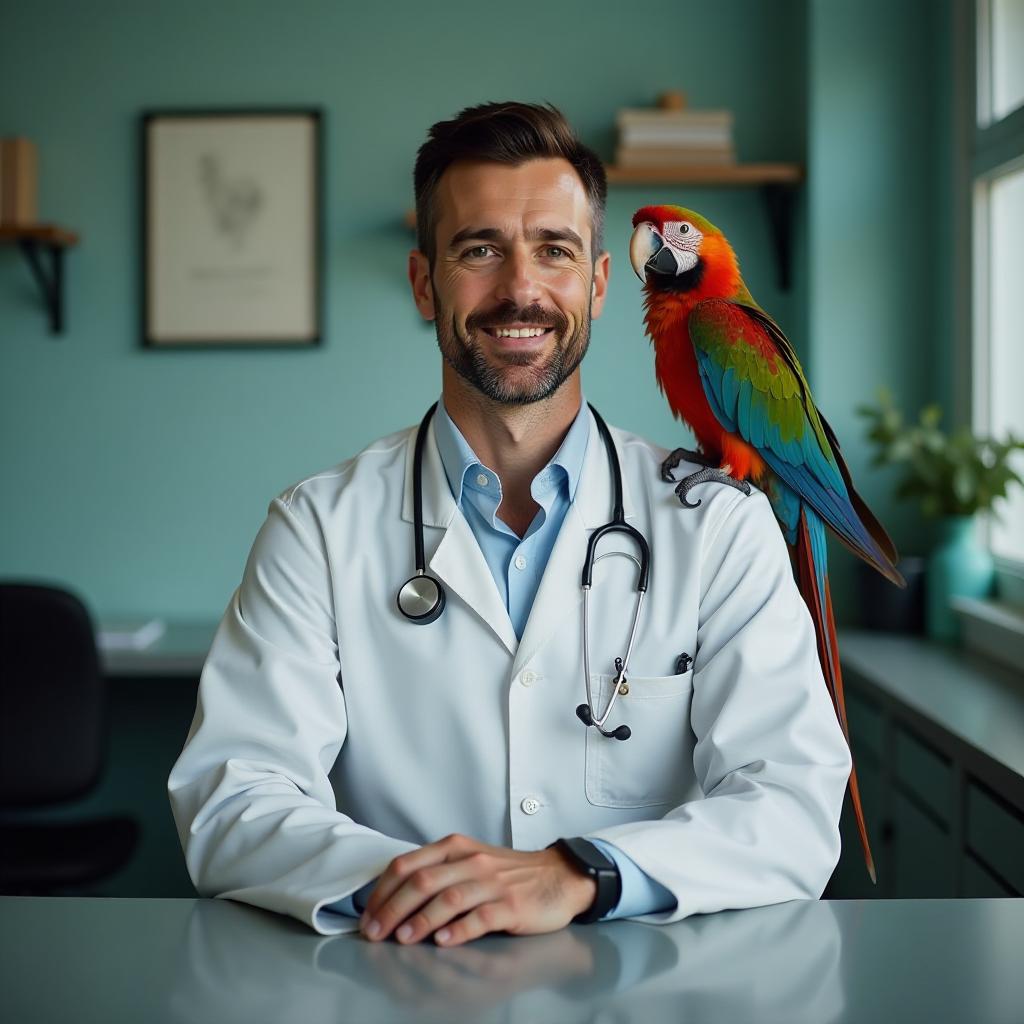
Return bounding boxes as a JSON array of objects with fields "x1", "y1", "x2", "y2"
[
  {"x1": 673, "y1": 468, "x2": 752, "y2": 509},
  {"x1": 660, "y1": 447, "x2": 718, "y2": 483}
]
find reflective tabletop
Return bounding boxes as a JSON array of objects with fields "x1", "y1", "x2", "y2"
[{"x1": 2, "y1": 896, "x2": 1022, "y2": 1023}]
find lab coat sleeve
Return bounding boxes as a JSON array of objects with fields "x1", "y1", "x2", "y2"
[
  {"x1": 167, "y1": 495, "x2": 419, "y2": 936},
  {"x1": 583, "y1": 486, "x2": 852, "y2": 924},
  {"x1": 590, "y1": 839, "x2": 677, "y2": 920}
]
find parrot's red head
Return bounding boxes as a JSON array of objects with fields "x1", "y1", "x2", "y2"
[{"x1": 629, "y1": 205, "x2": 741, "y2": 300}]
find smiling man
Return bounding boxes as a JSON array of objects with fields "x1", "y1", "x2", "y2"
[{"x1": 169, "y1": 101, "x2": 853, "y2": 946}]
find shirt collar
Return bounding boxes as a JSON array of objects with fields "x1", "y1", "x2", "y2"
[{"x1": 433, "y1": 395, "x2": 590, "y2": 509}]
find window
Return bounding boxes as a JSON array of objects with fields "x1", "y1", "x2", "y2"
[
  {"x1": 983, "y1": 166, "x2": 1024, "y2": 565},
  {"x1": 984, "y1": 0, "x2": 1024, "y2": 123},
  {"x1": 973, "y1": 0, "x2": 1024, "y2": 601}
]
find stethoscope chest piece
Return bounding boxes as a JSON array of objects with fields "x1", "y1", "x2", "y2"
[{"x1": 397, "y1": 573, "x2": 446, "y2": 624}]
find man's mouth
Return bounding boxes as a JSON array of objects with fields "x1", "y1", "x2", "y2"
[{"x1": 481, "y1": 325, "x2": 554, "y2": 340}]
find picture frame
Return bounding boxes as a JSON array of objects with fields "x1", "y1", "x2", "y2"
[{"x1": 141, "y1": 107, "x2": 323, "y2": 348}]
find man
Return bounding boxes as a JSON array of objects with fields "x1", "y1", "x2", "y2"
[{"x1": 168, "y1": 101, "x2": 852, "y2": 947}]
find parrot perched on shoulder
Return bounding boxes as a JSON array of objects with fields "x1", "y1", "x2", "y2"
[{"x1": 629, "y1": 204, "x2": 906, "y2": 883}]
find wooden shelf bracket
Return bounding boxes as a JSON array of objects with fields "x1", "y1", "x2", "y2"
[
  {"x1": 17, "y1": 237, "x2": 67, "y2": 334},
  {"x1": 761, "y1": 183, "x2": 797, "y2": 292}
]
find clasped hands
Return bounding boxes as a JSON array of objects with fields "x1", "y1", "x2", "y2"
[{"x1": 358, "y1": 833, "x2": 596, "y2": 948}]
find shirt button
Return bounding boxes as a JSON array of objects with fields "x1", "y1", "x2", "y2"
[
  {"x1": 476, "y1": 473, "x2": 489, "y2": 487},
  {"x1": 514, "y1": 555, "x2": 527, "y2": 571},
  {"x1": 520, "y1": 797, "x2": 541, "y2": 815},
  {"x1": 520, "y1": 670, "x2": 537, "y2": 687}
]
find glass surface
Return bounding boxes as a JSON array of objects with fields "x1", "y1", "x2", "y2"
[
  {"x1": 4, "y1": 897, "x2": 1024, "y2": 1024},
  {"x1": 990, "y1": 0, "x2": 1024, "y2": 122},
  {"x1": 988, "y1": 164, "x2": 1024, "y2": 563}
]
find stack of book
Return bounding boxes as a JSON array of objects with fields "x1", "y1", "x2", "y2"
[{"x1": 615, "y1": 107, "x2": 735, "y2": 169}]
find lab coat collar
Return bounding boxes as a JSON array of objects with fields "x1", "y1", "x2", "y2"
[
  {"x1": 399, "y1": 404, "x2": 637, "y2": 660},
  {"x1": 400, "y1": 404, "x2": 637, "y2": 530}
]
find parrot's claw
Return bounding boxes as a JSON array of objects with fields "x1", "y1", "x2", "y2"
[
  {"x1": 673, "y1": 468, "x2": 752, "y2": 509},
  {"x1": 660, "y1": 447, "x2": 718, "y2": 482}
]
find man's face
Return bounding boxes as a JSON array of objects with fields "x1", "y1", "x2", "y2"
[{"x1": 409, "y1": 158, "x2": 610, "y2": 405}]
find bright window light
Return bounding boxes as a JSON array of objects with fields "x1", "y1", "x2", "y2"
[
  {"x1": 988, "y1": 164, "x2": 1024, "y2": 562},
  {"x1": 990, "y1": 0, "x2": 1024, "y2": 121}
]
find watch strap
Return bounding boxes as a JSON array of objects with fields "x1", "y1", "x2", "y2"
[{"x1": 547, "y1": 837, "x2": 621, "y2": 923}]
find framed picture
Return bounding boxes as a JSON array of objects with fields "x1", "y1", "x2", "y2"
[{"x1": 141, "y1": 108, "x2": 323, "y2": 348}]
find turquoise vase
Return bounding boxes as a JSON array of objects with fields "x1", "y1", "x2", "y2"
[{"x1": 926, "y1": 516, "x2": 995, "y2": 642}]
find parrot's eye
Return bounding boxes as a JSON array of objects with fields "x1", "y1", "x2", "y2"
[{"x1": 680, "y1": 224, "x2": 691, "y2": 235}]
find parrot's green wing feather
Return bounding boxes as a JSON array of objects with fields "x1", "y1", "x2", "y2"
[{"x1": 688, "y1": 298, "x2": 901, "y2": 584}]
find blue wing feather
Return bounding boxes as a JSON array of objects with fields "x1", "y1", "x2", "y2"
[{"x1": 693, "y1": 325, "x2": 893, "y2": 573}]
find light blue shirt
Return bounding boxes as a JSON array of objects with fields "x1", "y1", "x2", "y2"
[{"x1": 327, "y1": 396, "x2": 676, "y2": 923}]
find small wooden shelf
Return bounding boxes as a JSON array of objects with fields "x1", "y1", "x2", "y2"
[
  {"x1": 604, "y1": 162, "x2": 803, "y2": 186},
  {"x1": 404, "y1": 162, "x2": 804, "y2": 290},
  {"x1": 0, "y1": 223, "x2": 80, "y2": 334},
  {"x1": 0, "y1": 224, "x2": 80, "y2": 246}
]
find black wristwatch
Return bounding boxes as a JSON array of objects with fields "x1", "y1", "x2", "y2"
[{"x1": 547, "y1": 837, "x2": 621, "y2": 923}]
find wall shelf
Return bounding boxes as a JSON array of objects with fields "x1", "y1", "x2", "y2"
[
  {"x1": 603, "y1": 162, "x2": 802, "y2": 186},
  {"x1": 0, "y1": 223, "x2": 80, "y2": 334},
  {"x1": 404, "y1": 162, "x2": 804, "y2": 290}
]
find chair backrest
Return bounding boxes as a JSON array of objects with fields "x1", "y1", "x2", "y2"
[{"x1": 0, "y1": 582, "x2": 104, "y2": 806}]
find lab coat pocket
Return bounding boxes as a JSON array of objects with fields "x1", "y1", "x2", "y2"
[{"x1": 584, "y1": 670, "x2": 696, "y2": 808}]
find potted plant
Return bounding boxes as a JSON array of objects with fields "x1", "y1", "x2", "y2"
[{"x1": 856, "y1": 389, "x2": 1024, "y2": 642}]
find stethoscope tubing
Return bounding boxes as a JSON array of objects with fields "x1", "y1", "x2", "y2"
[{"x1": 397, "y1": 401, "x2": 651, "y2": 740}]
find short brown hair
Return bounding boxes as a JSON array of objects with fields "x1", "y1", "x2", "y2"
[{"x1": 413, "y1": 100, "x2": 607, "y2": 267}]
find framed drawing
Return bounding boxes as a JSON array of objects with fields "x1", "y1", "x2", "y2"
[{"x1": 141, "y1": 108, "x2": 323, "y2": 348}]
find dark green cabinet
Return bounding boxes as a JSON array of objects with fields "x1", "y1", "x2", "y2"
[{"x1": 825, "y1": 644, "x2": 1024, "y2": 900}]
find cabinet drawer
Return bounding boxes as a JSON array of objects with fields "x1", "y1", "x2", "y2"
[
  {"x1": 890, "y1": 790, "x2": 955, "y2": 897},
  {"x1": 961, "y1": 853, "x2": 1018, "y2": 897},
  {"x1": 846, "y1": 690, "x2": 884, "y2": 762},
  {"x1": 894, "y1": 725, "x2": 952, "y2": 824},
  {"x1": 965, "y1": 782, "x2": 1024, "y2": 894}
]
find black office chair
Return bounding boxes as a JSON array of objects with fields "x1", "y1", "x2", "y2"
[{"x1": 0, "y1": 582, "x2": 139, "y2": 894}]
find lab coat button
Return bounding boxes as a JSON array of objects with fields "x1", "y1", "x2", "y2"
[
  {"x1": 520, "y1": 797, "x2": 540, "y2": 815},
  {"x1": 520, "y1": 670, "x2": 537, "y2": 687}
]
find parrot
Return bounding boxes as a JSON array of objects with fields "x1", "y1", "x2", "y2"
[{"x1": 629, "y1": 204, "x2": 906, "y2": 884}]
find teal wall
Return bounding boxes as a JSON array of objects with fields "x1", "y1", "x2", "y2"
[
  {"x1": 2, "y1": 0, "x2": 952, "y2": 626},
  {"x1": 807, "y1": 0, "x2": 951, "y2": 620},
  {"x1": 0, "y1": 0, "x2": 808, "y2": 622}
]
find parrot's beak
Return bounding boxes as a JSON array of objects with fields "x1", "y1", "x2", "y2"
[{"x1": 630, "y1": 222, "x2": 671, "y2": 282}]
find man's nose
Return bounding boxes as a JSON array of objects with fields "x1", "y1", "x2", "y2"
[{"x1": 493, "y1": 248, "x2": 543, "y2": 307}]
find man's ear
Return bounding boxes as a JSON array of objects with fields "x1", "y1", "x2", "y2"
[
  {"x1": 408, "y1": 250, "x2": 436, "y2": 321},
  {"x1": 590, "y1": 251, "x2": 610, "y2": 317}
]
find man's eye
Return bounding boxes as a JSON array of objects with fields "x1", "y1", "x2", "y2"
[
  {"x1": 464, "y1": 246, "x2": 495, "y2": 259},
  {"x1": 545, "y1": 246, "x2": 570, "y2": 258}
]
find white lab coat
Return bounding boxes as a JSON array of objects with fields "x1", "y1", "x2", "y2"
[{"x1": 168, "y1": 409, "x2": 852, "y2": 935}]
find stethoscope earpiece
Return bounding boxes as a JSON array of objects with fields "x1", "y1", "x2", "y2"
[
  {"x1": 397, "y1": 402, "x2": 649, "y2": 742},
  {"x1": 576, "y1": 704, "x2": 631, "y2": 741}
]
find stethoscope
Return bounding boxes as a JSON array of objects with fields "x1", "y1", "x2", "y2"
[{"x1": 396, "y1": 402, "x2": 651, "y2": 741}]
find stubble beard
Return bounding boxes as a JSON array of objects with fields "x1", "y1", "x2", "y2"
[{"x1": 433, "y1": 291, "x2": 592, "y2": 407}]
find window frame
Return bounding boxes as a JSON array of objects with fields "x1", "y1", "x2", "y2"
[{"x1": 966, "y1": 0, "x2": 1024, "y2": 605}]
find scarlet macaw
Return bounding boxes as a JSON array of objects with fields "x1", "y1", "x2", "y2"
[{"x1": 629, "y1": 204, "x2": 906, "y2": 882}]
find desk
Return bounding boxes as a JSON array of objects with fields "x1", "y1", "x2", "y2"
[
  {"x1": 99, "y1": 622, "x2": 217, "y2": 678},
  {"x1": 2, "y1": 896, "x2": 1022, "y2": 1023}
]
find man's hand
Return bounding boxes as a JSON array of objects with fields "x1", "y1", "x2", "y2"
[{"x1": 359, "y1": 833, "x2": 597, "y2": 947}]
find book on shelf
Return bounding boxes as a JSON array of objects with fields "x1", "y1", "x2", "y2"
[
  {"x1": 617, "y1": 108, "x2": 734, "y2": 128},
  {"x1": 615, "y1": 144, "x2": 736, "y2": 168},
  {"x1": 618, "y1": 109, "x2": 732, "y2": 141},
  {"x1": 97, "y1": 618, "x2": 166, "y2": 651}
]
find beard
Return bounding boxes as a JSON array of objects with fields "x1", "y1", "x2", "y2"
[{"x1": 432, "y1": 291, "x2": 591, "y2": 406}]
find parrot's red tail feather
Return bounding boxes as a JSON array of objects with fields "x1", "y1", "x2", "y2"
[{"x1": 796, "y1": 510, "x2": 877, "y2": 885}]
